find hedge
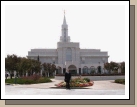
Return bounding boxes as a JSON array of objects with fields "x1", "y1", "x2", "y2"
[
  {"x1": 5, "y1": 74, "x2": 52, "y2": 84},
  {"x1": 115, "y1": 79, "x2": 125, "y2": 84}
]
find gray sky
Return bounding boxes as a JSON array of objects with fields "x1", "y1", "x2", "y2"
[{"x1": 4, "y1": 1, "x2": 128, "y2": 63}]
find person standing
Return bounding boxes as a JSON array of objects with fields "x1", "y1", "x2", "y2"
[{"x1": 64, "y1": 69, "x2": 71, "y2": 89}]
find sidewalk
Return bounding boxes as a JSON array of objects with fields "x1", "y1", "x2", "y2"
[{"x1": 9, "y1": 79, "x2": 125, "y2": 90}]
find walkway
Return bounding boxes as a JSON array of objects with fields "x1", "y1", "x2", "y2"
[{"x1": 5, "y1": 79, "x2": 125, "y2": 95}]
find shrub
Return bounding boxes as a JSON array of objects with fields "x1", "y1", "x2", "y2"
[
  {"x1": 83, "y1": 78, "x2": 90, "y2": 82},
  {"x1": 38, "y1": 77, "x2": 52, "y2": 83},
  {"x1": 115, "y1": 79, "x2": 125, "y2": 84},
  {"x1": 23, "y1": 79, "x2": 35, "y2": 84},
  {"x1": 5, "y1": 78, "x2": 14, "y2": 83},
  {"x1": 5, "y1": 75, "x2": 52, "y2": 84},
  {"x1": 21, "y1": 74, "x2": 41, "y2": 81}
]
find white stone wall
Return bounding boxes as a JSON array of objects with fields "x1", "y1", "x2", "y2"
[
  {"x1": 76, "y1": 48, "x2": 80, "y2": 67},
  {"x1": 57, "y1": 42, "x2": 79, "y2": 48},
  {"x1": 72, "y1": 48, "x2": 75, "y2": 61},
  {"x1": 57, "y1": 48, "x2": 63, "y2": 64},
  {"x1": 84, "y1": 57, "x2": 102, "y2": 64},
  {"x1": 62, "y1": 48, "x2": 65, "y2": 66},
  {"x1": 81, "y1": 63, "x2": 104, "y2": 69},
  {"x1": 28, "y1": 46, "x2": 109, "y2": 70},
  {"x1": 80, "y1": 49, "x2": 100, "y2": 52},
  {"x1": 28, "y1": 49, "x2": 57, "y2": 56},
  {"x1": 39, "y1": 57, "x2": 53, "y2": 64},
  {"x1": 80, "y1": 52, "x2": 108, "y2": 56}
]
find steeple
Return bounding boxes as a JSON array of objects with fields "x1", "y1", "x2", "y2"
[
  {"x1": 63, "y1": 10, "x2": 67, "y2": 25},
  {"x1": 59, "y1": 10, "x2": 70, "y2": 43}
]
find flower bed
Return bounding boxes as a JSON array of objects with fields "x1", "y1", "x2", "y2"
[{"x1": 55, "y1": 77, "x2": 94, "y2": 87}]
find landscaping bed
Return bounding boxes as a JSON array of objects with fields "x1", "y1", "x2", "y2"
[
  {"x1": 115, "y1": 79, "x2": 125, "y2": 84},
  {"x1": 55, "y1": 77, "x2": 94, "y2": 88},
  {"x1": 5, "y1": 74, "x2": 52, "y2": 84}
]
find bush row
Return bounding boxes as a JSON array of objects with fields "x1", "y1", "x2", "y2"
[
  {"x1": 115, "y1": 79, "x2": 125, "y2": 84},
  {"x1": 5, "y1": 74, "x2": 52, "y2": 84}
]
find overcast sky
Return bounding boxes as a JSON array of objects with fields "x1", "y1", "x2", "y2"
[{"x1": 4, "y1": 1, "x2": 128, "y2": 63}]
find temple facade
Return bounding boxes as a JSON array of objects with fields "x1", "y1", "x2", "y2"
[{"x1": 27, "y1": 13, "x2": 109, "y2": 75}]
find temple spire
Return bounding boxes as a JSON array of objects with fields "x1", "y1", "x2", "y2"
[
  {"x1": 60, "y1": 10, "x2": 70, "y2": 42},
  {"x1": 63, "y1": 10, "x2": 67, "y2": 25}
]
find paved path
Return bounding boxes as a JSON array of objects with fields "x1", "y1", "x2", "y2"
[{"x1": 5, "y1": 79, "x2": 125, "y2": 95}]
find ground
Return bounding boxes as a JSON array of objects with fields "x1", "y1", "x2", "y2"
[{"x1": 5, "y1": 79, "x2": 125, "y2": 95}]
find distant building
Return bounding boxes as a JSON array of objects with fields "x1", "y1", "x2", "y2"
[{"x1": 27, "y1": 13, "x2": 109, "y2": 75}]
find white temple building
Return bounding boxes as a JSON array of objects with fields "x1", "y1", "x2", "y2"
[{"x1": 27, "y1": 13, "x2": 109, "y2": 75}]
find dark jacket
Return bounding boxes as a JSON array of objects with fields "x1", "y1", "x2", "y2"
[{"x1": 65, "y1": 72, "x2": 71, "y2": 82}]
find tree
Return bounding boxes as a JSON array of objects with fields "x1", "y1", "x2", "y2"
[
  {"x1": 15, "y1": 56, "x2": 22, "y2": 77},
  {"x1": 37, "y1": 55, "x2": 39, "y2": 62},
  {"x1": 33, "y1": 60, "x2": 41, "y2": 75},
  {"x1": 50, "y1": 63, "x2": 56, "y2": 77},
  {"x1": 42, "y1": 63, "x2": 48, "y2": 77},
  {"x1": 30, "y1": 59, "x2": 41, "y2": 75},
  {"x1": 109, "y1": 61, "x2": 119, "y2": 73},
  {"x1": 47, "y1": 63, "x2": 51, "y2": 77},
  {"x1": 104, "y1": 62, "x2": 111, "y2": 74},
  {"x1": 5, "y1": 55, "x2": 42, "y2": 78},
  {"x1": 5, "y1": 54, "x2": 18, "y2": 79},
  {"x1": 17, "y1": 57, "x2": 28, "y2": 77},
  {"x1": 120, "y1": 61, "x2": 125, "y2": 74},
  {"x1": 16, "y1": 57, "x2": 34, "y2": 77}
]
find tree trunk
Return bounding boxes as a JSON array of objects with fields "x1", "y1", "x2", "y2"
[
  {"x1": 20, "y1": 72, "x2": 22, "y2": 77},
  {"x1": 5, "y1": 74, "x2": 7, "y2": 79},
  {"x1": 10, "y1": 73, "x2": 12, "y2": 79},
  {"x1": 48, "y1": 72, "x2": 49, "y2": 77},
  {"x1": 32, "y1": 70, "x2": 33, "y2": 75}
]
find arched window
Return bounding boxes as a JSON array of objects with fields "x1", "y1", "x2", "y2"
[
  {"x1": 89, "y1": 66, "x2": 95, "y2": 74},
  {"x1": 66, "y1": 48, "x2": 72, "y2": 61},
  {"x1": 83, "y1": 66, "x2": 88, "y2": 74},
  {"x1": 97, "y1": 66, "x2": 102, "y2": 74}
]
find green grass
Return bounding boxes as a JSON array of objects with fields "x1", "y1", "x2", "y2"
[
  {"x1": 115, "y1": 79, "x2": 125, "y2": 85},
  {"x1": 5, "y1": 77, "x2": 52, "y2": 84}
]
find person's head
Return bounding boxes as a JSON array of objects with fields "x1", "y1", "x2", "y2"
[{"x1": 67, "y1": 69, "x2": 70, "y2": 72}]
